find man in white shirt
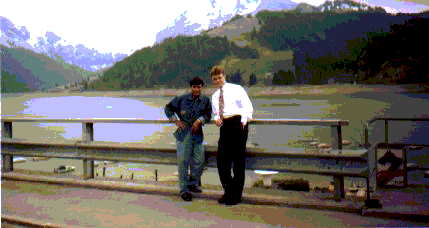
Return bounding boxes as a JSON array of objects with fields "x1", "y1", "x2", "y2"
[{"x1": 210, "y1": 66, "x2": 254, "y2": 206}]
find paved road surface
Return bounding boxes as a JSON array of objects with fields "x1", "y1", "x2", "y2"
[{"x1": 2, "y1": 180, "x2": 428, "y2": 228}]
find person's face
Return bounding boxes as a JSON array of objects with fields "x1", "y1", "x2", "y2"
[
  {"x1": 191, "y1": 84, "x2": 203, "y2": 96},
  {"x1": 212, "y1": 74, "x2": 225, "y2": 88}
]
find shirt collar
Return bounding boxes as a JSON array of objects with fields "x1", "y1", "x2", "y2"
[{"x1": 186, "y1": 93, "x2": 202, "y2": 102}]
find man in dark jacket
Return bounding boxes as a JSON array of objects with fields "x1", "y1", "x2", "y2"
[{"x1": 164, "y1": 77, "x2": 212, "y2": 201}]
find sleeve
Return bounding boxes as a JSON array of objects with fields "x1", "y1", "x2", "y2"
[
  {"x1": 239, "y1": 87, "x2": 253, "y2": 125},
  {"x1": 198, "y1": 98, "x2": 212, "y2": 126},
  {"x1": 198, "y1": 116, "x2": 205, "y2": 124},
  {"x1": 205, "y1": 97, "x2": 213, "y2": 124},
  {"x1": 164, "y1": 96, "x2": 180, "y2": 122},
  {"x1": 211, "y1": 91, "x2": 220, "y2": 121}
]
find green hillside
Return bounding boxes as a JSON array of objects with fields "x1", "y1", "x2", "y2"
[
  {"x1": 1, "y1": 45, "x2": 102, "y2": 93},
  {"x1": 88, "y1": 3, "x2": 429, "y2": 91}
]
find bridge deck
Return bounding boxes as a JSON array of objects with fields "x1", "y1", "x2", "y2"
[{"x1": 2, "y1": 177, "x2": 428, "y2": 227}]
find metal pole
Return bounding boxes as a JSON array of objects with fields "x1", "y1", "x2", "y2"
[
  {"x1": 82, "y1": 122, "x2": 94, "y2": 180},
  {"x1": 385, "y1": 120, "x2": 388, "y2": 144},
  {"x1": 365, "y1": 127, "x2": 369, "y2": 149},
  {"x1": 155, "y1": 169, "x2": 158, "y2": 182},
  {"x1": 2, "y1": 121, "x2": 12, "y2": 138},
  {"x1": 83, "y1": 159, "x2": 94, "y2": 180},
  {"x1": 403, "y1": 147, "x2": 408, "y2": 187},
  {"x1": 82, "y1": 122, "x2": 94, "y2": 143},
  {"x1": 331, "y1": 125, "x2": 343, "y2": 153},
  {"x1": 338, "y1": 125, "x2": 343, "y2": 152},
  {"x1": 366, "y1": 176, "x2": 370, "y2": 202},
  {"x1": 333, "y1": 175, "x2": 345, "y2": 201}
]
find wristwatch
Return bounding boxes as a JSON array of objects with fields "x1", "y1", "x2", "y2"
[{"x1": 170, "y1": 114, "x2": 179, "y2": 123}]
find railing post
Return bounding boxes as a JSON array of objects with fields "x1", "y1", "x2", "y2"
[
  {"x1": 82, "y1": 122, "x2": 94, "y2": 143},
  {"x1": 1, "y1": 154, "x2": 13, "y2": 173},
  {"x1": 83, "y1": 159, "x2": 95, "y2": 180},
  {"x1": 331, "y1": 125, "x2": 343, "y2": 153},
  {"x1": 365, "y1": 144, "x2": 382, "y2": 208},
  {"x1": 333, "y1": 175, "x2": 345, "y2": 201},
  {"x1": 2, "y1": 121, "x2": 13, "y2": 173},
  {"x1": 368, "y1": 144, "x2": 378, "y2": 195},
  {"x1": 82, "y1": 122, "x2": 94, "y2": 180},
  {"x1": 365, "y1": 127, "x2": 369, "y2": 149},
  {"x1": 385, "y1": 120, "x2": 388, "y2": 144},
  {"x1": 2, "y1": 121, "x2": 12, "y2": 138}
]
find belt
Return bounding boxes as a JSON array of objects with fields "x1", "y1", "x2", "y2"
[{"x1": 222, "y1": 114, "x2": 241, "y2": 120}]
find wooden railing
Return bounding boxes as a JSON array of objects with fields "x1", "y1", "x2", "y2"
[{"x1": 2, "y1": 117, "x2": 365, "y2": 200}]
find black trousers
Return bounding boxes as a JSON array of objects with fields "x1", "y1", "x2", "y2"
[{"x1": 217, "y1": 115, "x2": 249, "y2": 201}]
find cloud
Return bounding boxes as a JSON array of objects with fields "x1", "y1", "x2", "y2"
[
  {"x1": 156, "y1": 0, "x2": 261, "y2": 43},
  {"x1": 45, "y1": 31, "x2": 61, "y2": 45},
  {"x1": 0, "y1": 16, "x2": 31, "y2": 42},
  {"x1": 365, "y1": 0, "x2": 429, "y2": 13},
  {"x1": 18, "y1": 26, "x2": 30, "y2": 41},
  {"x1": 397, "y1": 0, "x2": 429, "y2": 7}
]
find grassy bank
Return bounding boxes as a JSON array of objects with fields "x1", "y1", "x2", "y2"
[{"x1": 1, "y1": 84, "x2": 386, "y2": 99}]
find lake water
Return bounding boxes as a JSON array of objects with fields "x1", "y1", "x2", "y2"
[
  {"x1": 2, "y1": 85, "x2": 429, "y2": 188},
  {"x1": 3, "y1": 95, "x2": 329, "y2": 149},
  {"x1": 3, "y1": 86, "x2": 428, "y2": 149}
]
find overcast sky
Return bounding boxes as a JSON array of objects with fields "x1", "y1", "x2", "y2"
[{"x1": 1, "y1": 0, "x2": 428, "y2": 56}]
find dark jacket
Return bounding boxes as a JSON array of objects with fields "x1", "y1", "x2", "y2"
[{"x1": 164, "y1": 93, "x2": 212, "y2": 143}]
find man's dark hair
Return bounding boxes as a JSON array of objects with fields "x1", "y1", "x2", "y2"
[
  {"x1": 190, "y1": 77, "x2": 204, "y2": 87},
  {"x1": 210, "y1": 65, "x2": 225, "y2": 77}
]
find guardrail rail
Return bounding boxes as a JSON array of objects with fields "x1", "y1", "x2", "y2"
[
  {"x1": 2, "y1": 117, "x2": 363, "y2": 200},
  {"x1": 364, "y1": 117, "x2": 429, "y2": 149}
]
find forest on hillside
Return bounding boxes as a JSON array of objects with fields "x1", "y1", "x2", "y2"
[
  {"x1": 88, "y1": 35, "x2": 260, "y2": 91},
  {"x1": 88, "y1": 6, "x2": 428, "y2": 90},
  {"x1": 252, "y1": 9, "x2": 429, "y2": 84}
]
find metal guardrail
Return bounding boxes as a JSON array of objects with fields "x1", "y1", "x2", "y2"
[
  {"x1": 364, "y1": 117, "x2": 429, "y2": 149},
  {"x1": 1, "y1": 117, "x2": 349, "y2": 125},
  {"x1": 362, "y1": 117, "x2": 429, "y2": 207},
  {"x1": 365, "y1": 143, "x2": 429, "y2": 208},
  {"x1": 2, "y1": 117, "x2": 362, "y2": 200}
]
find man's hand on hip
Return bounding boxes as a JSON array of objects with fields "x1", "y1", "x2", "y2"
[
  {"x1": 215, "y1": 119, "x2": 223, "y2": 127},
  {"x1": 192, "y1": 119, "x2": 202, "y2": 135},
  {"x1": 176, "y1": 121, "x2": 186, "y2": 130}
]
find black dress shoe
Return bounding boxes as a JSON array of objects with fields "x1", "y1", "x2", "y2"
[
  {"x1": 218, "y1": 194, "x2": 227, "y2": 204},
  {"x1": 181, "y1": 192, "x2": 192, "y2": 202},
  {"x1": 225, "y1": 198, "x2": 242, "y2": 206},
  {"x1": 188, "y1": 185, "x2": 203, "y2": 193}
]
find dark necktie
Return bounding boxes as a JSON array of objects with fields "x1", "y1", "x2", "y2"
[{"x1": 219, "y1": 87, "x2": 224, "y2": 120}]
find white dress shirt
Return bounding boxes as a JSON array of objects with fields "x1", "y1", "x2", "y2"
[{"x1": 212, "y1": 82, "x2": 253, "y2": 126}]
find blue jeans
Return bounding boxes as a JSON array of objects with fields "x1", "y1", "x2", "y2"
[{"x1": 176, "y1": 133, "x2": 205, "y2": 194}]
